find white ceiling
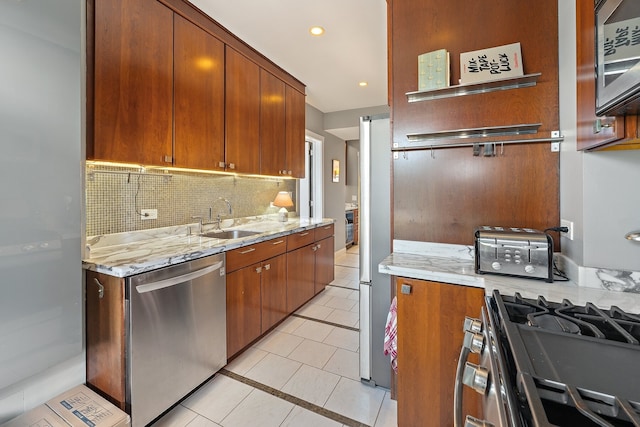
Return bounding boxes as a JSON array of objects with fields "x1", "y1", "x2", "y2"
[{"x1": 188, "y1": 0, "x2": 388, "y2": 115}]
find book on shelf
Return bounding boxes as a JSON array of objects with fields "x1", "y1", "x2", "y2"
[
  {"x1": 460, "y1": 42, "x2": 524, "y2": 85},
  {"x1": 418, "y1": 49, "x2": 450, "y2": 91}
]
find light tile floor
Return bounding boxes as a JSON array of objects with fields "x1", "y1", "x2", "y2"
[{"x1": 152, "y1": 245, "x2": 396, "y2": 427}]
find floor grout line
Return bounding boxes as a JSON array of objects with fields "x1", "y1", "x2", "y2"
[
  {"x1": 291, "y1": 313, "x2": 360, "y2": 332},
  {"x1": 219, "y1": 369, "x2": 371, "y2": 427}
]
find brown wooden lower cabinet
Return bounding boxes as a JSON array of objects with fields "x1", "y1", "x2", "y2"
[
  {"x1": 85, "y1": 270, "x2": 127, "y2": 410},
  {"x1": 314, "y1": 235, "x2": 335, "y2": 295},
  {"x1": 395, "y1": 277, "x2": 484, "y2": 427},
  {"x1": 260, "y1": 254, "x2": 288, "y2": 333},
  {"x1": 286, "y1": 243, "x2": 316, "y2": 313},
  {"x1": 226, "y1": 262, "x2": 262, "y2": 359}
]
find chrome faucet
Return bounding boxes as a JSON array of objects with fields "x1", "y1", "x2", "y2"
[{"x1": 210, "y1": 197, "x2": 232, "y2": 230}]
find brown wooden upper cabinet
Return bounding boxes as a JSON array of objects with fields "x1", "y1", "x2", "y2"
[
  {"x1": 285, "y1": 85, "x2": 306, "y2": 178},
  {"x1": 259, "y1": 70, "x2": 306, "y2": 178},
  {"x1": 225, "y1": 47, "x2": 261, "y2": 174},
  {"x1": 576, "y1": 0, "x2": 640, "y2": 151},
  {"x1": 91, "y1": 0, "x2": 174, "y2": 166},
  {"x1": 89, "y1": 0, "x2": 307, "y2": 174},
  {"x1": 174, "y1": 15, "x2": 225, "y2": 170},
  {"x1": 260, "y1": 69, "x2": 287, "y2": 177}
]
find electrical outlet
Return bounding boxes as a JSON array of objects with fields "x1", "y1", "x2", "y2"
[
  {"x1": 141, "y1": 209, "x2": 157, "y2": 220},
  {"x1": 560, "y1": 219, "x2": 574, "y2": 240}
]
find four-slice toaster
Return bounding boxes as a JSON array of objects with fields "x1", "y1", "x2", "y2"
[{"x1": 474, "y1": 226, "x2": 554, "y2": 282}]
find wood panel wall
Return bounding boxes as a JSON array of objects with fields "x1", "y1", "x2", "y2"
[{"x1": 389, "y1": 0, "x2": 560, "y2": 248}]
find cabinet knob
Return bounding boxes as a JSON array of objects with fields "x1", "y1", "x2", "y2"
[
  {"x1": 593, "y1": 118, "x2": 615, "y2": 134},
  {"x1": 256, "y1": 266, "x2": 262, "y2": 273},
  {"x1": 228, "y1": 163, "x2": 236, "y2": 170},
  {"x1": 400, "y1": 283, "x2": 412, "y2": 294},
  {"x1": 264, "y1": 264, "x2": 271, "y2": 271},
  {"x1": 163, "y1": 155, "x2": 172, "y2": 163},
  {"x1": 218, "y1": 161, "x2": 226, "y2": 168}
]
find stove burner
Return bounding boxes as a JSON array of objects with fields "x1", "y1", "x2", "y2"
[
  {"x1": 489, "y1": 291, "x2": 640, "y2": 427},
  {"x1": 528, "y1": 313, "x2": 581, "y2": 334},
  {"x1": 503, "y1": 293, "x2": 640, "y2": 344}
]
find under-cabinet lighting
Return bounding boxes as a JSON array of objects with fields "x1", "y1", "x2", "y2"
[{"x1": 86, "y1": 160, "x2": 295, "y2": 181}]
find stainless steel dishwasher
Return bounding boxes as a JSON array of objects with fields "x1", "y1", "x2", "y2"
[{"x1": 126, "y1": 253, "x2": 226, "y2": 427}]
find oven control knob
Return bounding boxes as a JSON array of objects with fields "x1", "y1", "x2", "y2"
[
  {"x1": 462, "y1": 362, "x2": 489, "y2": 394},
  {"x1": 463, "y1": 331, "x2": 484, "y2": 354},
  {"x1": 464, "y1": 415, "x2": 494, "y2": 427},
  {"x1": 525, "y1": 264, "x2": 535, "y2": 274},
  {"x1": 491, "y1": 261, "x2": 501, "y2": 270},
  {"x1": 463, "y1": 317, "x2": 482, "y2": 333}
]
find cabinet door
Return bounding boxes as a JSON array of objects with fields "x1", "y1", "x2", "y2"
[
  {"x1": 314, "y1": 236, "x2": 334, "y2": 295},
  {"x1": 260, "y1": 69, "x2": 286, "y2": 177},
  {"x1": 174, "y1": 15, "x2": 225, "y2": 169},
  {"x1": 85, "y1": 271, "x2": 126, "y2": 409},
  {"x1": 285, "y1": 85, "x2": 306, "y2": 178},
  {"x1": 286, "y1": 244, "x2": 315, "y2": 312},
  {"x1": 225, "y1": 47, "x2": 260, "y2": 173},
  {"x1": 93, "y1": 0, "x2": 173, "y2": 165},
  {"x1": 395, "y1": 277, "x2": 484, "y2": 427},
  {"x1": 576, "y1": 0, "x2": 632, "y2": 151},
  {"x1": 261, "y1": 254, "x2": 287, "y2": 333},
  {"x1": 226, "y1": 263, "x2": 262, "y2": 358}
]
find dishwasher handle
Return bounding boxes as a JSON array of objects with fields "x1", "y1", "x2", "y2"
[{"x1": 136, "y1": 260, "x2": 224, "y2": 294}]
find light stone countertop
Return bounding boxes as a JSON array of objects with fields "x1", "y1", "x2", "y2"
[
  {"x1": 379, "y1": 240, "x2": 640, "y2": 313},
  {"x1": 83, "y1": 217, "x2": 334, "y2": 278}
]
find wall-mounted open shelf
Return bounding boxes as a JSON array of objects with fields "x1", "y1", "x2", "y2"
[
  {"x1": 394, "y1": 124, "x2": 563, "y2": 151},
  {"x1": 405, "y1": 73, "x2": 541, "y2": 103}
]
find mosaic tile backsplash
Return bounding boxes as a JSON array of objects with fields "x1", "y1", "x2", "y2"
[{"x1": 86, "y1": 165, "x2": 297, "y2": 236}]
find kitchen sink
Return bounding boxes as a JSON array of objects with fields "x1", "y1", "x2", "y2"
[{"x1": 202, "y1": 229, "x2": 261, "y2": 239}]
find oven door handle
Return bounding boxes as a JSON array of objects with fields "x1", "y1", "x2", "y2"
[{"x1": 454, "y1": 344, "x2": 472, "y2": 427}]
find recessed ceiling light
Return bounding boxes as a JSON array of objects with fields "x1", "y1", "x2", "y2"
[
  {"x1": 309, "y1": 26, "x2": 325, "y2": 36},
  {"x1": 359, "y1": 81, "x2": 368, "y2": 87}
]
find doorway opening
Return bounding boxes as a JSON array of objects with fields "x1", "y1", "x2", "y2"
[{"x1": 299, "y1": 130, "x2": 324, "y2": 220}]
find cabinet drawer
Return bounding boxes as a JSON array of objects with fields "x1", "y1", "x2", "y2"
[
  {"x1": 314, "y1": 223, "x2": 334, "y2": 241},
  {"x1": 287, "y1": 230, "x2": 315, "y2": 251},
  {"x1": 226, "y1": 238, "x2": 287, "y2": 273}
]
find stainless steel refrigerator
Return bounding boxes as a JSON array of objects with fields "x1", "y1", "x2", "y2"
[{"x1": 359, "y1": 114, "x2": 392, "y2": 389}]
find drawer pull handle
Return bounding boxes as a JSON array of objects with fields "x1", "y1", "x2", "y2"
[
  {"x1": 239, "y1": 248, "x2": 256, "y2": 254},
  {"x1": 299, "y1": 232, "x2": 310, "y2": 237},
  {"x1": 324, "y1": 226, "x2": 331, "y2": 229},
  {"x1": 93, "y1": 278, "x2": 105, "y2": 299},
  {"x1": 272, "y1": 240, "x2": 285, "y2": 245}
]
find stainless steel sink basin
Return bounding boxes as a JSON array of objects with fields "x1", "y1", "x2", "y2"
[{"x1": 202, "y1": 229, "x2": 260, "y2": 239}]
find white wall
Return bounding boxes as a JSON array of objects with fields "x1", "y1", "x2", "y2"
[
  {"x1": 559, "y1": 1, "x2": 640, "y2": 272},
  {"x1": 306, "y1": 104, "x2": 347, "y2": 252}
]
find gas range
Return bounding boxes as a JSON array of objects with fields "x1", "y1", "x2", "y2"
[{"x1": 458, "y1": 290, "x2": 640, "y2": 426}]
